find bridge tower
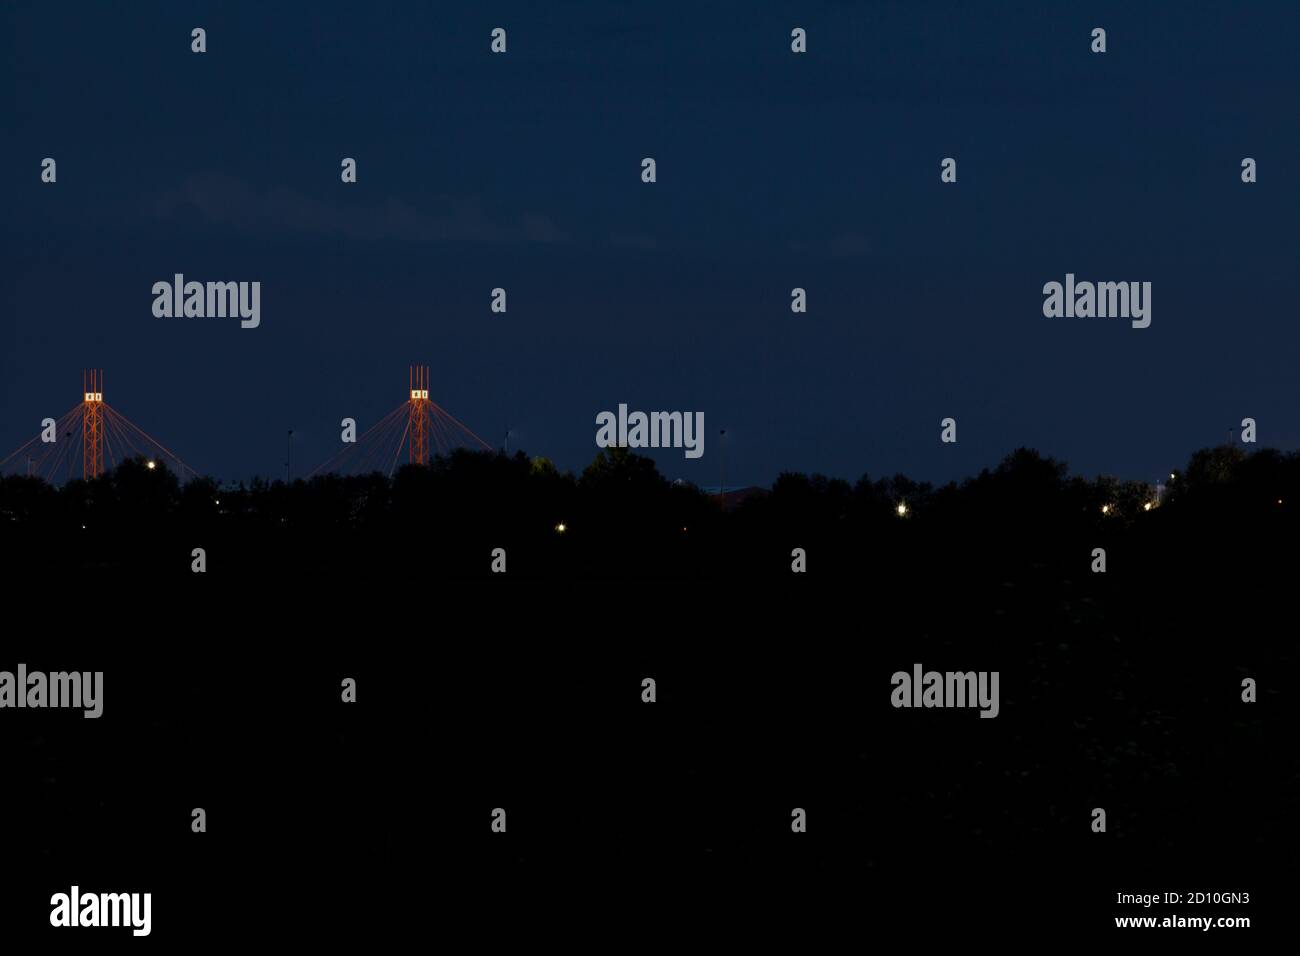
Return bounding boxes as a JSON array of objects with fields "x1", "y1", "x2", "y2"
[
  {"x1": 83, "y1": 369, "x2": 104, "y2": 480},
  {"x1": 408, "y1": 365, "x2": 430, "y2": 466}
]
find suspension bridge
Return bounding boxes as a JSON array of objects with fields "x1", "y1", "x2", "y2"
[
  {"x1": 0, "y1": 367, "x2": 492, "y2": 485},
  {"x1": 308, "y1": 365, "x2": 493, "y2": 478},
  {"x1": 0, "y1": 370, "x2": 195, "y2": 483}
]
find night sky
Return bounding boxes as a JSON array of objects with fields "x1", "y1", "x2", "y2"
[{"x1": 3, "y1": 1, "x2": 1297, "y2": 488}]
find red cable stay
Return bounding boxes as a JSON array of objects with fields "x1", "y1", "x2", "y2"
[
  {"x1": 0, "y1": 371, "x2": 196, "y2": 484},
  {"x1": 308, "y1": 365, "x2": 493, "y2": 479}
]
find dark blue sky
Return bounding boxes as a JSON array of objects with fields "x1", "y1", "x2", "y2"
[{"x1": 3, "y1": 1, "x2": 1297, "y2": 487}]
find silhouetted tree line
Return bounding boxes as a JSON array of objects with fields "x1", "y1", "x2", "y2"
[
  {"x1": 5, "y1": 443, "x2": 1287, "y2": 905},
  {"x1": 0, "y1": 444, "x2": 1295, "y2": 578}
]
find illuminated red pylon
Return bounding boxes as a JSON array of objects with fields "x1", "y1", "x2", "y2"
[
  {"x1": 408, "y1": 365, "x2": 430, "y2": 466},
  {"x1": 82, "y1": 369, "x2": 104, "y2": 480}
]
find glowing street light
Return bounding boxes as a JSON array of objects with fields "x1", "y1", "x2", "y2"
[
  {"x1": 896, "y1": 502, "x2": 908, "y2": 517},
  {"x1": 1101, "y1": 504, "x2": 1110, "y2": 515},
  {"x1": 146, "y1": 460, "x2": 156, "y2": 471},
  {"x1": 554, "y1": 522, "x2": 567, "y2": 534},
  {"x1": 1143, "y1": 502, "x2": 1153, "y2": 512}
]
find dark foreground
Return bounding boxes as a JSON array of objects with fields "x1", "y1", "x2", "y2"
[
  {"x1": 1, "y1": 572, "x2": 1291, "y2": 944},
  {"x1": 0, "y1": 447, "x2": 1294, "y2": 943}
]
